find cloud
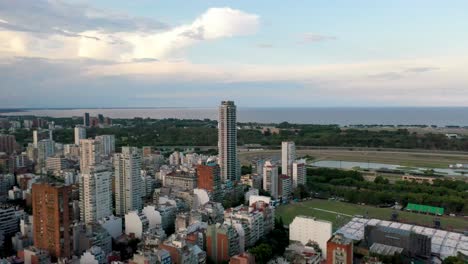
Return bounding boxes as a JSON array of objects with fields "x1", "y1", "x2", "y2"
[
  {"x1": 405, "y1": 67, "x2": 440, "y2": 73},
  {"x1": 0, "y1": 3, "x2": 260, "y2": 61},
  {"x1": 369, "y1": 66, "x2": 440, "y2": 80},
  {"x1": 299, "y1": 33, "x2": 336, "y2": 44}
]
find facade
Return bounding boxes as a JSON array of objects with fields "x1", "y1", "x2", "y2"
[
  {"x1": 32, "y1": 183, "x2": 73, "y2": 258},
  {"x1": 326, "y1": 234, "x2": 353, "y2": 264},
  {"x1": 230, "y1": 253, "x2": 255, "y2": 264},
  {"x1": 79, "y1": 166, "x2": 112, "y2": 224},
  {"x1": 279, "y1": 174, "x2": 292, "y2": 199},
  {"x1": 79, "y1": 139, "x2": 101, "y2": 174},
  {"x1": 262, "y1": 161, "x2": 278, "y2": 199},
  {"x1": 45, "y1": 156, "x2": 68, "y2": 172},
  {"x1": 206, "y1": 223, "x2": 240, "y2": 263},
  {"x1": 0, "y1": 205, "x2": 19, "y2": 236},
  {"x1": 114, "y1": 147, "x2": 142, "y2": 216},
  {"x1": 0, "y1": 134, "x2": 16, "y2": 154},
  {"x1": 290, "y1": 216, "x2": 333, "y2": 258},
  {"x1": 197, "y1": 162, "x2": 221, "y2": 201},
  {"x1": 218, "y1": 101, "x2": 239, "y2": 182},
  {"x1": 292, "y1": 160, "x2": 306, "y2": 188},
  {"x1": 74, "y1": 126, "x2": 86, "y2": 145},
  {"x1": 281, "y1": 141, "x2": 296, "y2": 177},
  {"x1": 165, "y1": 171, "x2": 197, "y2": 190},
  {"x1": 18, "y1": 247, "x2": 50, "y2": 264},
  {"x1": 95, "y1": 135, "x2": 115, "y2": 156},
  {"x1": 36, "y1": 139, "x2": 55, "y2": 169}
]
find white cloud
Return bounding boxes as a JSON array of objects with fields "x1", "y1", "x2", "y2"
[{"x1": 0, "y1": 4, "x2": 260, "y2": 61}]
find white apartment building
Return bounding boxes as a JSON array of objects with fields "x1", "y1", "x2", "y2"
[
  {"x1": 79, "y1": 166, "x2": 113, "y2": 224},
  {"x1": 95, "y1": 135, "x2": 115, "y2": 156},
  {"x1": 290, "y1": 216, "x2": 332, "y2": 258},
  {"x1": 292, "y1": 159, "x2": 307, "y2": 188},
  {"x1": 282, "y1": 141, "x2": 296, "y2": 177},
  {"x1": 263, "y1": 161, "x2": 278, "y2": 199},
  {"x1": 79, "y1": 139, "x2": 101, "y2": 173}
]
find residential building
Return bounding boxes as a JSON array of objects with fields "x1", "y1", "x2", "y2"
[
  {"x1": 79, "y1": 139, "x2": 101, "y2": 174},
  {"x1": 281, "y1": 141, "x2": 296, "y2": 177},
  {"x1": 18, "y1": 247, "x2": 50, "y2": 264},
  {"x1": 327, "y1": 234, "x2": 353, "y2": 264},
  {"x1": 206, "y1": 223, "x2": 240, "y2": 263},
  {"x1": 165, "y1": 170, "x2": 197, "y2": 190},
  {"x1": 36, "y1": 139, "x2": 55, "y2": 169},
  {"x1": 290, "y1": 216, "x2": 333, "y2": 258},
  {"x1": 292, "y1": 160, "x2": 306, "y2": 188},
  {"x1": 197, "y1": 162, "x2": 221, "y2": 201},
  {"x1": 263, "y1": 161, "x2": 278, "y2": 199},
  {"x1": 45, "y1": 156, "x2": 69, "y2": 172},
  {"x1": 230, "y1": 253, "x2": 255, "y2": 264},
  {"x1": 0, "y1": 205, "x2": 19, "y2": 236},
  {"x1": 95, "y1": 135, "x2": 115, "y2": 156},
  {"x1": 0, "y1": 134, "x2": 16, "y2": 154},
  {"x1": 279, "y1": 174, "x2": 292, "y2": 199},
  {"x1": 218, "y1": 101, "x2": 239, "y2": 182},
  {"x1": 32, "y1": 183, "x2": 73, "y2": 258},
  {"x1": 79, "y1": 166, "x2": 112, "y2": 224},
  {"x1": 74, "y1": 126, "x2": 86, "y2": 145},
  {"x1": 114, "y1": 147, "x2": 142, "y2": 216}
]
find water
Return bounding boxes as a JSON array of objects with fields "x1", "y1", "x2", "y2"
[
  {"x1": 2, "y1": 107, "x2": 468, "y2": 126},
  {"x1": 311, "y1": 160, "x2": 468, "y2": 176}
]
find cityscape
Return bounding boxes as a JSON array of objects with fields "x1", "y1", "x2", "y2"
[{"x1": 1, "y1": 1, "x2": 468, "y2": 264}]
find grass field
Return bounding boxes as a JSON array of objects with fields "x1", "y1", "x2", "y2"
[
  {"x1": 240, "y1": 149, "x2": 468, "y2": 170},
  {"x1": 276, "y1": 199, "x2": 468, "y2": 231}
]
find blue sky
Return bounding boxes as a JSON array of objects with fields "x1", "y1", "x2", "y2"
[{"x1": 0, "y1": 0, "x2": 467, "y2": 107}]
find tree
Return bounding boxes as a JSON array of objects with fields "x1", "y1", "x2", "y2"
[
  {"x1": 249, "y1": 243, "x2": 273, "y2": 264},
  {"x1": 374, "y1": 175, "x2": 389, "y2": 184}
]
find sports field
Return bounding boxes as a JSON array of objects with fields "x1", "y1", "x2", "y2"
[{"x1": 276, "y1": 199, "x2": 468, "y2": 231}]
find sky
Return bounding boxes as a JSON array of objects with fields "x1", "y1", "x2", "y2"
[{"x1": 0, "y1": 0, "x2": 467, "y2": 108}]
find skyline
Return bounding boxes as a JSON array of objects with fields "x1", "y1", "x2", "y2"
[{"x1": 1, "y1": 0, "x2": 468, "y2": 107}]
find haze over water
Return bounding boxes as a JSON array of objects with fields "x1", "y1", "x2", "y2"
[{"x1": 3, "y1": 107, "x2": 468, "y2": 126}]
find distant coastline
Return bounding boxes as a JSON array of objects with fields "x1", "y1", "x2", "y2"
[{"x1": 2, "y1": 107, "x2": 468, "y2": 126}]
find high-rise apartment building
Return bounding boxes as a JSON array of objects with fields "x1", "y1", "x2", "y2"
[
  {"x1": 79, "y1": 166, "x2": 113, "y2": 224},
  {"x1": 74, "y1": 126, "x2": 86, "y2": 145},
  {"x1": 95, "y1": 135, "x2": 115, "y2": 156},
  {"x1": 114, "y1": 147, "x2": 142, "y2": 216},
  {"x1": 197, "y1": 162, "x2": 221, "y2": 201},
  {"x1": 37, "y1": 139, "x2": 55, "y2": 169},
  {"x1": 263, "y1": 161, "x2": 278, "y2": 199},
  {"x1": 292, "y1": 160, "x2": 306, "y2": 188},
  {"x1": 0, "y1": 134, "x2": 16, "y2": 154},
  {"x1": 206, "y1": 223, "x2": 240, "y2": 263},
  {"x1": 218, "y1": 101, "x2": 239, "y2": 182},
  {"x1": 32, "y1": 183, "x2": 73, "y2": 258},
  {"x1": 282, "y1": 141, "x2": 296, "y2": 177},
  {"x1": 83, "y1": 113, "x2": 90, "y2": 127},
  {"x1": 79, "y1": 139, "x2": 100, "y2": 174}
]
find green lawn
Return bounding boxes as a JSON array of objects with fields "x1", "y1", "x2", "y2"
[{"x1": 276, "y1": 199, "x2": 468, "y2": 231}]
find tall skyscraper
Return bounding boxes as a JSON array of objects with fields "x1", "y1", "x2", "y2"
[
  {"x1": 83, "y1": 112, "x2": 90, "y2": 127},
  {"x1": 74, "y1": 126, "x2": 86, "y2": 145},
  {"x1": 263, "y1": 161, "x2": 278, "y2": 199},
  {"x1": 32, "y1": 183, "x2": 73, "y2": 258},
  {"x1": 95, "y1": 135, "x2": 115, "y2": 156},
  {"x1": 80, "y1": 166, "x2": 112, "y2": 224},
  {"x1": 114, "y1": 147, "x2": 142, "y2": 216},
  {"x1": 281, "y1": 141, "x2": 296, "y2": 177},
  {"x1": 218, "y1": 101, "x2": 239, "y2": 182},
  {"x1": 79, "y1": 139, "x2": 101, "y2": 174}
]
